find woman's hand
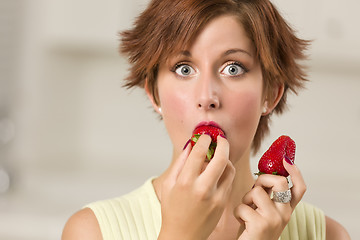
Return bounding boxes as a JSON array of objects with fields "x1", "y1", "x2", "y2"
[
  {"x1": 158, "y1": 134, "x2": 235, "y2": 240},
  {"x1": 234, "y1": 159, "x2": 306, "y2": 240}
]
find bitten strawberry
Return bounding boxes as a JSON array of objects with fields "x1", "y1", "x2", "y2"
[
  {"x1": 257, "y1": 135, "x2": 296, "y2": 177},
  {"x1": 191, "y1": 125, "x2": 225, "y2": 161}
]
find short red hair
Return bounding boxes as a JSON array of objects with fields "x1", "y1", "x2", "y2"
[{"x1": 120, "y1": 0, "x2": 310, "y2": 152}]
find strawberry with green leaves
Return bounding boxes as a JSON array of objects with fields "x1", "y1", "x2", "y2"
[
  {"x1": 190, "y1": 125, "x2": 226, "y2": 161},
  {"x1": 257, "y1": 135, "x2": 296, "y2": 177}
]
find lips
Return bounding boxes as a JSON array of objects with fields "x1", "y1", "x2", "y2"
[
  {"x1": 192, "y1": 121, "x2": 226, "y2": 141},
  {"x1": 194, "y1": 121, "x2": 224, "y2": 133}
]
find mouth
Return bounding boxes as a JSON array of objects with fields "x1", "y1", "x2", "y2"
[
  {"x1": 194, "y1": 121, "x2": 225, "y2": 134},
  {"x1": 195, "y1": 121, "x2": 222, "y2": 130},
  {"x1": 192, "y1": 121, "x2": 225, "y2": 161}
]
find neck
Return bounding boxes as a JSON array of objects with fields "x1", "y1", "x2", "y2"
[
  {"x1": 208, "y1": 149, "x2": 255, "y2": 239},
  {"x1": 228, "y1": 148, "x2": 255, "y2": 208}
]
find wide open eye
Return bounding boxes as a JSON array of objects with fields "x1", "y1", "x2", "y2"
[
  {"x1": 221, "y1": 63, "x2": 247, "y2": 77},
  {"x1": 174, "y1": 64, "x2": 195, "y2": 77}
]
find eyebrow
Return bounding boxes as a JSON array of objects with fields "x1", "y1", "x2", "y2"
[
  {"x1": 175, "y1": 48, "x2": 252, "y2": 59},
  {"x1": 222, "y1": 48, "x2": 252, "y2": 57},
  {"x1": 179, "y1": 50, "x2": 192, "y2": 57}
]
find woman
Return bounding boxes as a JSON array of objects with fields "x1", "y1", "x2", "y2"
[{"x1": 62, "y1": 0, "x2": 350, "y2": 239}]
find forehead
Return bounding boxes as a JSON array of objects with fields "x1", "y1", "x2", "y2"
[
  {"x1": 192, "y1": 15, "x2": 254, "y2": 55},
  {"x1": 166, "y1": 15, "x2": 255, "y2": 61}
]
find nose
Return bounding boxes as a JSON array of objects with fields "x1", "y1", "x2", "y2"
[{"x1": 196, "y1": 73, "x2": 220, "y2": 110}]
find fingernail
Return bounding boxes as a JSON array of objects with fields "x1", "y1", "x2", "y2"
[
  {"x1": 183, "y1": 139, "x2": 191, "y2": 150},
  {"x1": 284, "y1": 156, "x2": 294, "y2": 165}
]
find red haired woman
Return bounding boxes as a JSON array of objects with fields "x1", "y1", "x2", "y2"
[{"x1": 62, "y1": 0, "x2": 349, "y2": 239}]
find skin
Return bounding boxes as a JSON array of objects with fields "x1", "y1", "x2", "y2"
[
  {"x1": 153, "y1": 14, "x2": 292, "y2": 239},
  {"x1": 62, "y1": 15, "x2": 350, "y2": 240}
]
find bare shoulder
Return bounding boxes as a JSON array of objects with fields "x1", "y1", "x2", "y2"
[
  {"x1": 62, "y1": 208, "x2": 102, "y2": 240},
  {"x1": 325, "y1": 215, "x2": 351, "y2": 240}
]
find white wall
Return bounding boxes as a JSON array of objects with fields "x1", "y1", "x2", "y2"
[{"x1": 0, "y1": 0, "x2": 359, "y2": 239}]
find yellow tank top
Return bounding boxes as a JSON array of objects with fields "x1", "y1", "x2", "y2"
[{"x1": 86, "y1": 178, "x2": 325, "y2": 240}]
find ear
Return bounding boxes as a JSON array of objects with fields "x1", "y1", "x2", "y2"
[
  {"x1": 262, "y1": 84, "x2": 284, "y2": 116},
  {"x1": 145, "y1": 78, "x2": 162, "y2": 115}
]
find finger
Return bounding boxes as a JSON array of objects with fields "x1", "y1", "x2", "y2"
[
  {"x1": 180, "y1": 134, "x2": 211, "y2": 179},
  {"x1": 283, "y1": 158, "x2": 306, "y2": 208},
  {"x1": 216, "y1": 160, "x2": 235, "y2": 196},
  {"x1": 167, "y1": 140, "x2": 192, "y2": 182},
  {"x1": 218, "y1": 160, "x2": 235, "y2": 187},
  {"x1": 200, "y1": 136, "x2": 230, "y2": 186},
  {"x1": 234, "y1": 203, "x2": 260, "y2": 228},
  {"x1": 241, "y1": 185, "x2": 293, "y2": 228},
  {"x1": 254, "y1": 174, "x2": 290, "y2": 193},
  {"x1": 237, "y1": 223, "x2": 245, "y2": 239},
  {"x1": 254, "y1": 174, "x2": 293, "y2": 214},
  {"x1": 242, "y1": 186, "x2": 274, "y2": 209}
]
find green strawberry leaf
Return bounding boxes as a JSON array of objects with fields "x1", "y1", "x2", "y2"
[
  {"x1": 206, "y1": 147, "x2": 215, "y2": 161},
  {"x1": 254, "y1": 172, "x2": 265, "y2": 176},
  {"x1": 210, "y1": 141, "x2": 217, "y2": 148},
  {"x1": 192, "y1": 134, "x2": 201, "y2": 143},
  {"x1": 254, "y1": 171, "x2": 279, "y2": 176},
  {"x1": 192, "y1": 135, "x2": 219, "y2": 162}
]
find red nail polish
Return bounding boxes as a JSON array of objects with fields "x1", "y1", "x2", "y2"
[
  {"x1": 284, "y1": 156, "x2": 294, "y2": 165},
  {"x1": 183, "y1": 139, "x2": 191, "y2": 150}
]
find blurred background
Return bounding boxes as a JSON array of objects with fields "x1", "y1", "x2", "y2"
[{"x1": 0, "y1": 0, "x2": 359, "y2": 239}]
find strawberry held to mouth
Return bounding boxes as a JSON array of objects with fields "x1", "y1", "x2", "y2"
[
  {"x1": 257, "y1": 135, "x2": 296, "y2": 177},
  {"x1": 191, "y1": 125, "x2": 225, "y2": 161}
]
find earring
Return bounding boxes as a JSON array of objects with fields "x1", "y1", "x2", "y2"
[
  {"x1": 158, "y1": 107, "x2": 162, "y2": 114},
  {"x1": 262, "y1": 101, "x2": 268, "y2": 115},
  {"x1": 262, "y1": 106, "x2": 268, "y2": 114}
]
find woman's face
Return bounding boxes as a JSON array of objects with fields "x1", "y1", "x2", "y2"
[{"x1": 154, "y1": 15, "x2": 265, "y2": 162}]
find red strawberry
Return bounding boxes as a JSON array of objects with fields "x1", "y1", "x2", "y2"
[
  {"x1": 191, "y1": 125, "x2": 225, "y2": 161},
  {"x1": 257, "y1": 135, "x2": 296, "y2": 177}
]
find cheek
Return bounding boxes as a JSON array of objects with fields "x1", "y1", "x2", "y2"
[
  {"x1": 226, "y1": 89, "x2": 263, "y2": 152},
  {"x1": 228, "y1": 89, "x2": 262, "y2": 120},
  {"x1": 159, "y1": 85, "x2": 189, "y2": 117},
  {"x1": 158, "y1": 83, "x2": 193, "y2": 144},
  {"x1": 224, "y1": 67, "x2": 264, "y2": 122}
]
